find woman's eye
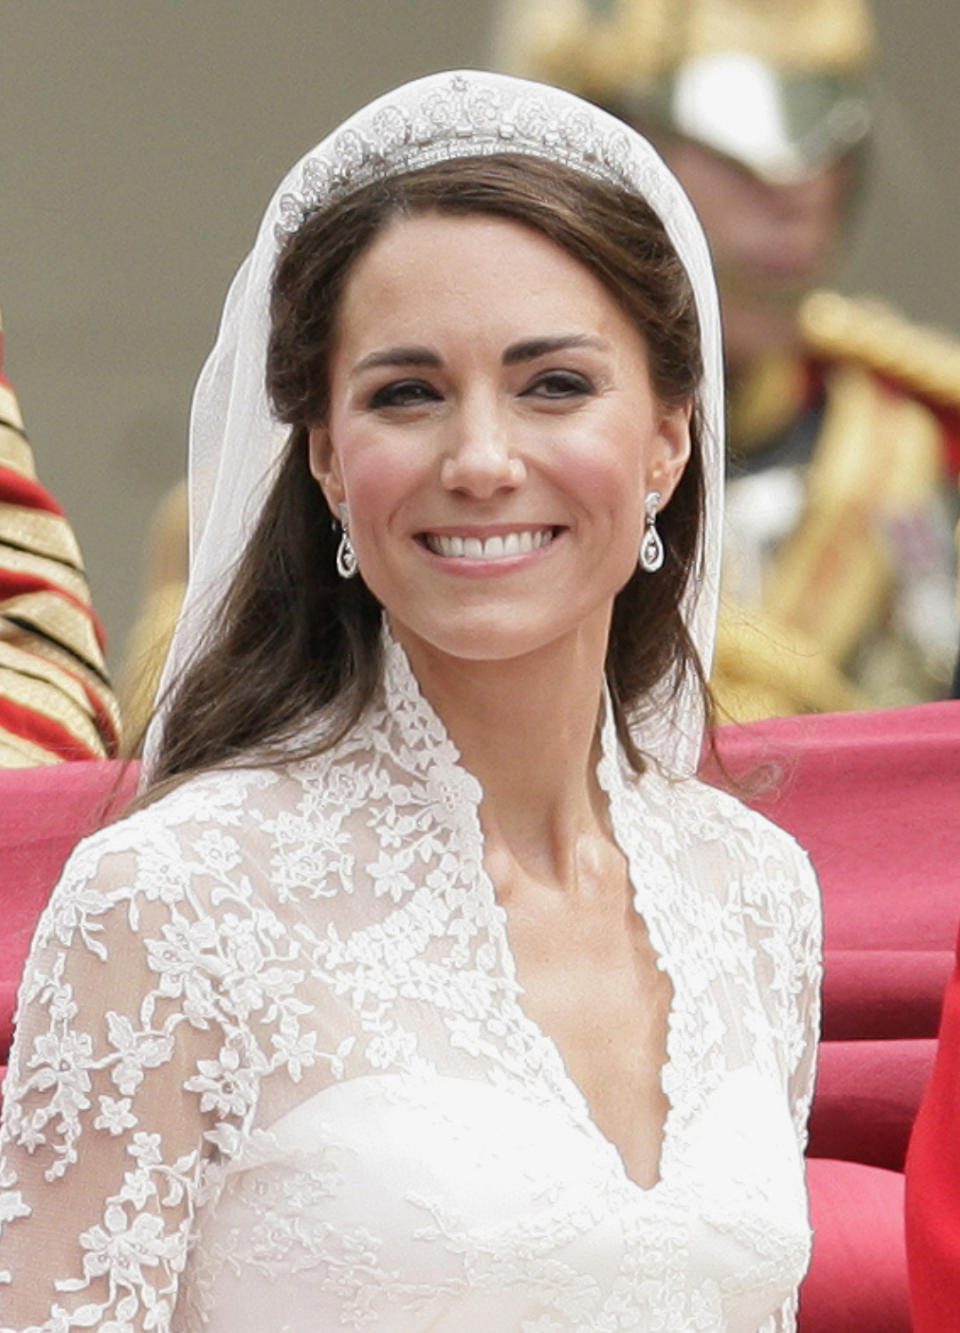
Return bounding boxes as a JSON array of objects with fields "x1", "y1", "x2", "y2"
[
  {"x1": 368, "y1": 379, "x2": 440, "y2": 409},
  {"x1": 525, "y1": 370, "x2": 594, "y2": 399}
]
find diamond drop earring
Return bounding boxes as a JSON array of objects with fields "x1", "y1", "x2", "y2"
[
  {"x1": 639, "y1": 490, "x2": 664, "y2": 573},
  {"x1": 335, "y1": 504, "x2": 358, "y2": 579}
]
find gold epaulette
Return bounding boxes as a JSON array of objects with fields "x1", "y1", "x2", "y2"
[
  {"x1": 799, "y1": 289, "x2": 960, "y2": 411},
  {"x1": 495, "y1": 0, "x2": 873, "y2": 92}
]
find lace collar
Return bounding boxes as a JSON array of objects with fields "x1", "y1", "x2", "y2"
[
  {"x1": 374, "y1": 624, "x2": 631, "y2": 815},
  {"x1": 352, "y1": 626, "x2": 709, "y2": 1199}
]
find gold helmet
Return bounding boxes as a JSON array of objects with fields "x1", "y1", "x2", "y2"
[{"x1": 495, "y1": 0, "x2": 875, "y2": 183}]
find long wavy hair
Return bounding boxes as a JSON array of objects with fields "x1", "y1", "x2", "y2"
[{"x1": 144, "y1": 153, "x2": 710, "y2": 795}]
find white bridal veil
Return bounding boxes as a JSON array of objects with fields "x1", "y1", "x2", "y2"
[{"x1": 144, "y1": 70, "x2": 724, "y2": 778}]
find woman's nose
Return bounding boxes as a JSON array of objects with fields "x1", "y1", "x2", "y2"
[{"x1": 439, "y1": 401, "x2": 526, "y2": 498}]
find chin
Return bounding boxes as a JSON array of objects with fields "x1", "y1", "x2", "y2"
[
  {"x1": 397, "y1": 619, "x2": 558, "y2": 667},
  {"x1": 388, "y1": 595, "x2": 616, "y2": 673}
]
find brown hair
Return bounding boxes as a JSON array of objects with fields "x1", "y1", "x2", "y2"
[{"x1": 146, "y1": 153, "x2": 710, "y2": 793}]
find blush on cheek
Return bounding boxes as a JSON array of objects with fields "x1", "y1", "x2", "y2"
[
  {"x1": 561, "y1": 443, "x2": 645, "y2": 522},
  {"x1": 336, "y1": 451, "x2": 425, "y2": 565}
]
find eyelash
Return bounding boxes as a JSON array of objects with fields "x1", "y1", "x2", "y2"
[
  {"x1": 367, "y1": 370, "x2": 595, "y2": 410},
  {"x1": 527, "y1": 370, "x2": 594, "y2": 398},
  {"x1": 368, "y1": 380, "x2": 438, "y2": 410}
]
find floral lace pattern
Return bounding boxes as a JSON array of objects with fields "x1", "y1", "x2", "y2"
[{"x1": 0, "y1": 636, "x2": 821, "y2": 1331}]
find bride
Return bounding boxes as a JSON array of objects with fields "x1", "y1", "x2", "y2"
[{"x1": 0, "y1": 71, "x2": 820, "y2": 1332}]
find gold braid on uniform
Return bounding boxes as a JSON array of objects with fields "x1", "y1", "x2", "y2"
[
  {"x1": 0, "y1": 310, "x2": 121, "y2": 765},
  {"x1": 714, "y1": 290, "x2": 960, "y2": 720}
]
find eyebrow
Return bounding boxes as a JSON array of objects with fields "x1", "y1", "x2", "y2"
[
  {"x1": 351, "y1": 334, "x2": 609, "y2": 377},
  {"x1": 352, "y1": 346, "x2": 441, "y2": 375},
  {"x1": 502, "y1": 334, "x2": 609, "y2": 364}
]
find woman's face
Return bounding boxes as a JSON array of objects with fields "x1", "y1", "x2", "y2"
[{"x1": 309, "y1": 210, "x2": 690, "y2": 668}]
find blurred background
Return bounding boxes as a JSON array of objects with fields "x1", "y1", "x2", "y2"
[{"x1": 1, "y1": 0, "x2": 958, "y2": 668}]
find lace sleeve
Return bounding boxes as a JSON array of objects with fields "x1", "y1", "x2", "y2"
[
  {"x1": 783, "y1": 841, "x2": 822, "y2": 1151},
  {"x1": 0, "y1": 820, "x2": 262, "y2": 1332},
  {"x1": 755, "y1": 836, "x2": 823, "y2": 1333}
]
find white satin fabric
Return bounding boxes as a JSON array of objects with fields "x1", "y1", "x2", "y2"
[{"x1": 0, "y1": 638, "x2": 820, "y2": 1332}]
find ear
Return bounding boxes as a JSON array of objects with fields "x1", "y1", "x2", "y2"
[
  {"x1": 646, "y1": 399, "x2": 692, "y2": 506},
  {"x1": 307, "y1": 424, "x2": 345, "y2": 513}
]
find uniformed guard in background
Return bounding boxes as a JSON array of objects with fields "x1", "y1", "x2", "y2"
[{"x1": 497, "y1": 0, "x2": 960, "y2": 719}]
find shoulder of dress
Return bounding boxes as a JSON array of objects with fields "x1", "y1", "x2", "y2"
[
  {"x1": 98, "y1": 764, "x2": 281, "y2": 834},
  {"x1": 48, "y1": 764, "x2": 289, "y2": 894},
  {"x1": 800, "y1": 288, "x2": 960, "y2": 413},
  {"x1": 667, "y1": 779, "x2": 822, "y2": 967},
  {"x1": 663, "y1": 771, "x2": 816, "y2": 869}
]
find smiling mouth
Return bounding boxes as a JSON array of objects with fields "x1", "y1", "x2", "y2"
[{"x1": 421, "y1": 528, "x2": 558, "y2": 559}]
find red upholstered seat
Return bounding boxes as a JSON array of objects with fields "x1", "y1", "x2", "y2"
[
  {"x1": 802, "y1": 1159, "x2": 911, "y2": 1332},
  {"x1": 0, "y1": 760, "x2": 137, "y2": 1068},
  {"x1": 711, "y1": 700, "x2": 960, "y2": 1331},
  {"x1": 819, "y1": 949, "x2": 952, "y2": 1042},
  {"x1": 712, "y1": 700, "x2": 960, "y2": 958},
  {"x1": 810, "y1": 1038, "x2": 939, "y2": 1172}
]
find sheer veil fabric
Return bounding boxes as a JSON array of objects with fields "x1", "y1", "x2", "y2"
[
  {"x1": 0, "y1": 72, "x2": 821, "y2": 1333},
  {"x1": 143, "y1": 69, "x2": 725, "y2": 780}
]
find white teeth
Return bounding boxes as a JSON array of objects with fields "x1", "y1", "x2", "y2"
[{"x1": 425, "y1": 528, "x2": 554, "y2": 559}]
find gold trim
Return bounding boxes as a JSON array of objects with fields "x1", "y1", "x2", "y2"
[
  {"x1": 0, "y1": 664, "x2": 104, "y2": 755},
  {"x1": 714, "y1": 362, "x2": 947, "y2": 715},
  {"x1": 712, "y1": 608, "x2": 867, "y2": 720},
  {"x1": 0, "y1": 501, "x2": 83, "y2": 567},
  {"x1": 765, "y1": 363, "x2": 941, "y2": 663},
  {"x1": 499, "y1": 0, "x2": 874, "y2": 94},
  {"x1": 728, "y1": 353, "x2": 810, "y2": 451},
  {"x1": 0, "y1": 640, "x2": 94, "y2": 714},
  {"x1": 2, "y1": 589, "x2": 108, "y2": 675},
  {"x1": 801, "y1": 290, "x2": 960, "y2": 410},
  {"x1": 0, "y1": 731, "x2": 61, "y2": 768},
  {"x1": 0, "y1": 382, "x2": 24, "y2": 432},
  {"x1": 0, "y1": 425, "x2": 36, "y2": 478},
  {"x1": 1, "y1": 542, "x2": 94, "y2": 605},
  {"x1": 0, "y1": 623, "x2": 121, "y2": 739}
]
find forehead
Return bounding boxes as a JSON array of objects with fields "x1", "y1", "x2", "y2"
[{"x1": 333, "y1": 210, "x2": 643, "y2": 355}]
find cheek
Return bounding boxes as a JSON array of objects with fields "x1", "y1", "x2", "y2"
[
  {"x1": 331, "y1": 423, "x2": 424, "y2": 529},
  {"x1": 552, "y1": 421, "x2": 646, "y2": 523}
]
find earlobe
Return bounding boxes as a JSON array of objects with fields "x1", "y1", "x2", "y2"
[{"x1": 307, "y1": 424, "x2": 345, "y2": 511}]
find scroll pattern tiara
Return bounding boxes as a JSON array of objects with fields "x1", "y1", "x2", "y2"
[{"x1": 274, "y1": 73, "x2": 675, "y2": 242}]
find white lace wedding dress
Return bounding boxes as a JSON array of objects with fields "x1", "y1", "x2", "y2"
[{"x1": 0, "y1": 638, "x2": 820, "y2": 1332}]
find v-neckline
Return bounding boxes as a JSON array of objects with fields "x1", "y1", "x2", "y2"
[
  {"x1": 492, "y1": 880, "x2": 677, "y2": 1198},
  {"x1": 379, "y1": 628, "x2": 688, "y2": 1198},
  {"x1": 481, "y1": 782, "x2": 682, "y2": 1199}
]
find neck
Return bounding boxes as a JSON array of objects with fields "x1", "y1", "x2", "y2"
[{"x1": 393, "y1": 620, "x2": 611, "y2": 883}]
